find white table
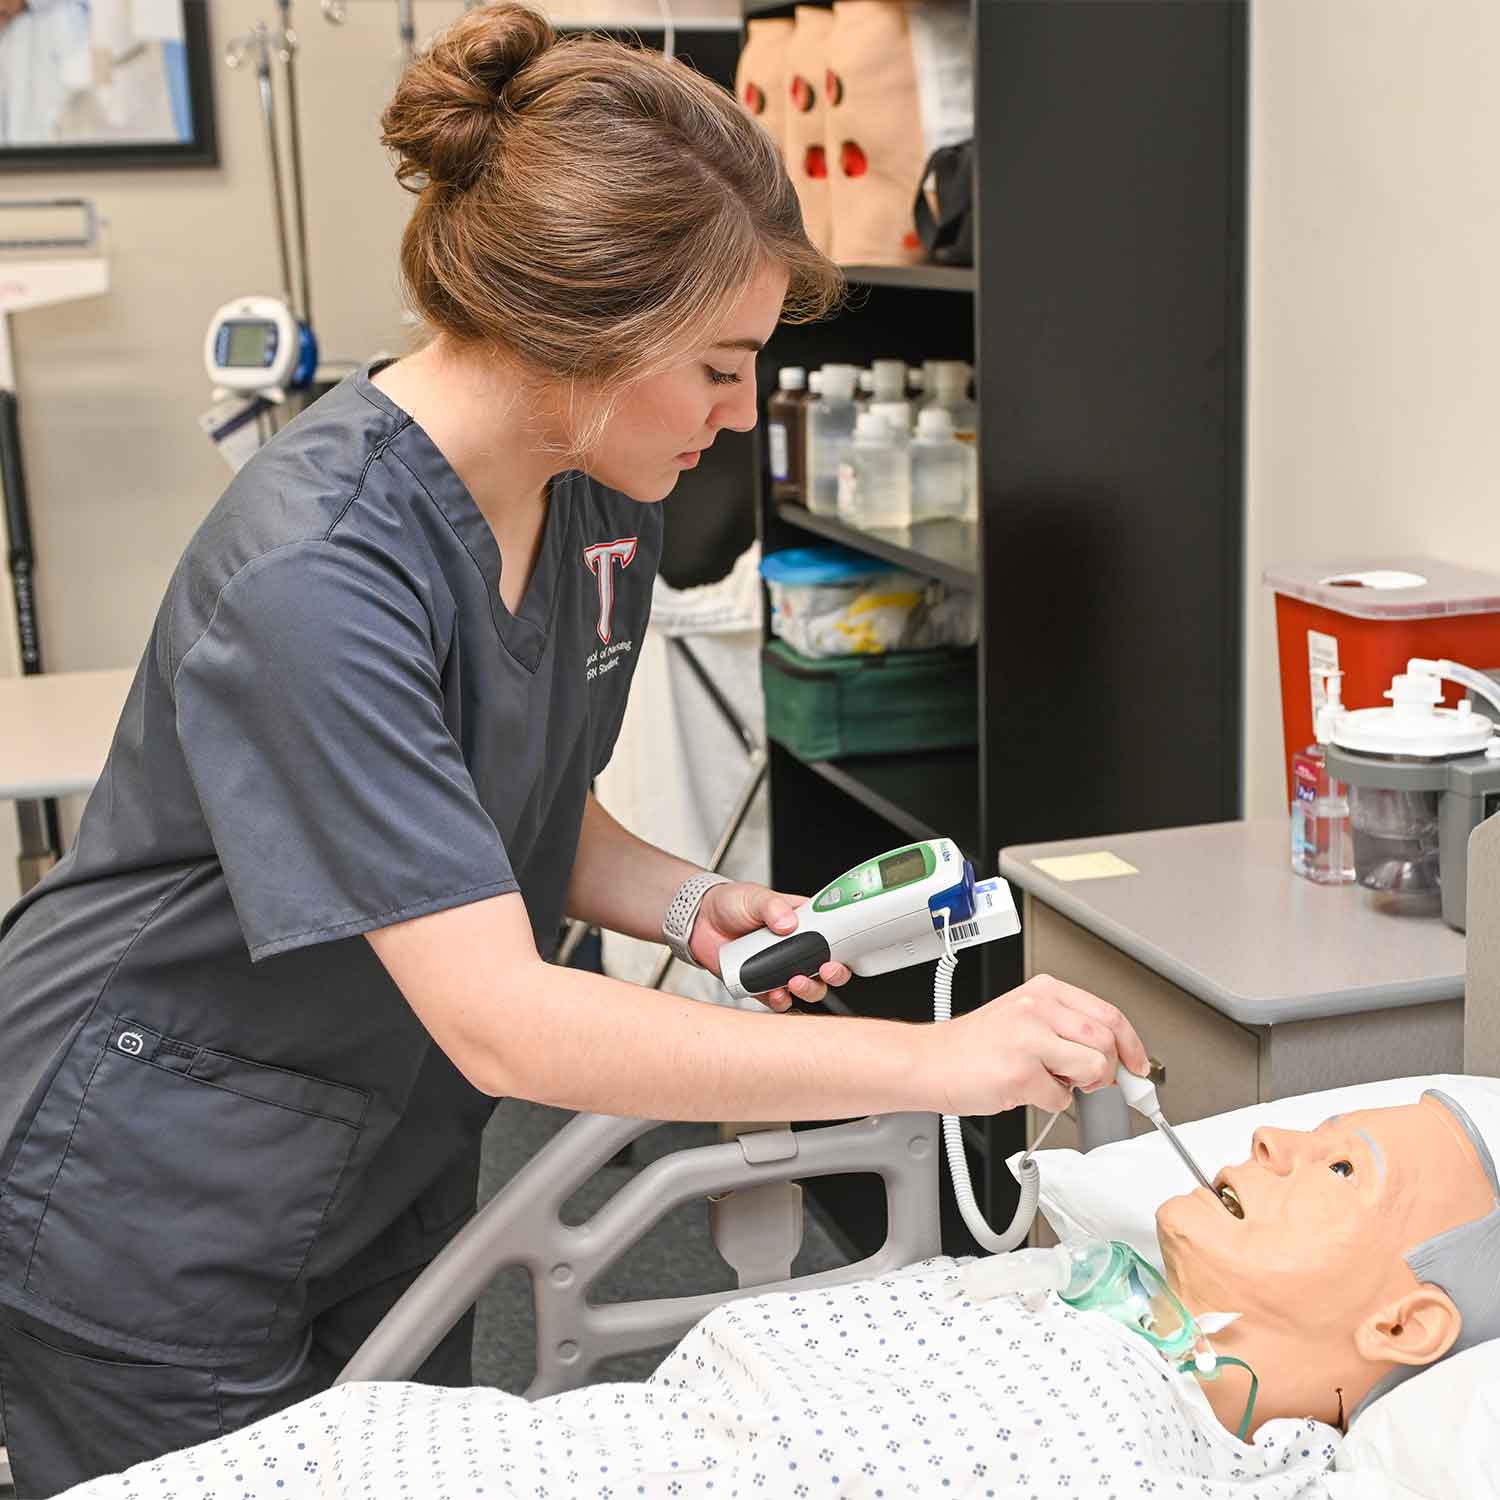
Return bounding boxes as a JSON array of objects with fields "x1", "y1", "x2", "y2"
[{"x1": 0, "y1": 668, "x2": 135, "y2": 800}]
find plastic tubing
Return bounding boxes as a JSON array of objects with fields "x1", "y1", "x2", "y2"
[
  {"x1": 932, "y1": 930, "x2": 1041, "y2": 1252},
  {"x1": 1410, "y1": 658, "x2": 1500, "y2": 724}
]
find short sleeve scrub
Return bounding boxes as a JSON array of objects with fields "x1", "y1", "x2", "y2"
[{"x1": 0, "y1": 362, "x2": 662, "y2": 1376}]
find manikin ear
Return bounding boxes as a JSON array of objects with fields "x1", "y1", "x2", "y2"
[{"x1": 1354, "y1": 1286, "x2": 1463, "y2": 1369}]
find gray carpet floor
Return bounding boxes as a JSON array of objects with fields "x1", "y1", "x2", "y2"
[{"x1": 472, "y1": 1096, "x2": 848, "y2": 1392}]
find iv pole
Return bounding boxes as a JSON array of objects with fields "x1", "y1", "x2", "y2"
[
  {"x1": 225, "y1": 4, "x2": 315, "y2": 436},
  {"x1": 321, "y1": 0, "x2": 417, "y2": 65}
]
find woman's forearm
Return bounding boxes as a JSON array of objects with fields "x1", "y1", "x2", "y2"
[
  {"x1": 367, "y1": 890, "x2": 1147, "y2": 1126},
  {"x1": 503, "y1": 959, "x2": 936, "y2": 1120},
  {"x1": 564, "y1": 791, "x2": 700, "y2": 943}
]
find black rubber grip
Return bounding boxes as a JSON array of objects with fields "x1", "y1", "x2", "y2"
[{"x1": 739, "y1": 931, "x2": 833, "y2": 996}]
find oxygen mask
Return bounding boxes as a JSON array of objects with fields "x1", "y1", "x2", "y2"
[{"x1": 955, "y1": 1237, "x2": 1259, "y2": 1439}]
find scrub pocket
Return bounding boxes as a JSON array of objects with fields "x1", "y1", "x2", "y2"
[
  {"x1": 18, "y1": 1018, "x2": 367, "y2": 1354},
  {"x1": 0, "y1": 1316, "x2": 226, "y2": 1495}
]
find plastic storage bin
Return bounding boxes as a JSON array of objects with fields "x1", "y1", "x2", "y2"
[
  {"x1": 760, "y1": 545, "x2": 976, "y2": 658},
  {"x1": 1264, "y1": 558, "x2": 1500, "y2": 800},
  {"x1": 762, "y1": 639, "x2": 977, "y2": 761}
]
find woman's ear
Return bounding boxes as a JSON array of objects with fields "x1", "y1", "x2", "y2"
[{"x1": 1354, "y1": 1286, "x2": 1463, "y2": 1368}]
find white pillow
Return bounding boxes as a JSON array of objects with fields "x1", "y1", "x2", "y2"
[
  {"x1": 1331, "y1": 1338, "x2": 1500, "y2": 1500},
  {"x1": 1006, "y1": 1074, "x2": 1500, "y2": 1270}
]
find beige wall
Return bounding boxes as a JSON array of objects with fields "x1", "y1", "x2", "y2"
[
  {"x1": 1244, "y1": 0, "x2": 1500, "y2": 817},
  {"x1": 0, "y1": 0, "x2": 735, "y2": 909}
]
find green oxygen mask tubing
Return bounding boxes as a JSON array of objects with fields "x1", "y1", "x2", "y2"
[{"x1": 956, "y1": 1237, "x2": 1260, "y2": 1441}]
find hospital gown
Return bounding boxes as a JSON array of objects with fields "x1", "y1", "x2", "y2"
[{"x1": 64, "y1": 1259, "x2": 1341, "y2": 1499}]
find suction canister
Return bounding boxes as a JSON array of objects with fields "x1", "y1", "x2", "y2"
[{"x1": 1323, "y1": 660, "x2": 1500, "y2": 930}]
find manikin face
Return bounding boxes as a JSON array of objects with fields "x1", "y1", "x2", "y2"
[
  {"x1": 1156, "y1": 1097, "x2": 1495, "y2": 1432},
  {"x1": 582, "y1": 263, "x2": 789, "y2": 504}
]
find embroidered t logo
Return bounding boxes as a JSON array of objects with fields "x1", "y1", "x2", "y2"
[{"x1": 583, "y1": 538, "x2": 638, "y2": 645}]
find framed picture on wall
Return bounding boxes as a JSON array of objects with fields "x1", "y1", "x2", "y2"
[{"x1": 0, "y1": 0, "x2": 217, "y2": 169}]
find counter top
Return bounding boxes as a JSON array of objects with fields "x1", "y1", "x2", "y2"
[
  {"x1": 0, "y1": 668, "x2": 134, "y2": 800},
  {"x1": 999, "y1": 819, "x2": 1466, "y2": 1025}
]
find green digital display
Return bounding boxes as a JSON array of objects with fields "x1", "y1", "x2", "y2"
[
  {"x1": 878, "y1": 847, "x2": 927, "y2": 890},
  {"x1": 225, "y1": 320, "x2": 275, "y2": 368},
  {"x1": 812, "y1": 843, "x2": 935, "y2": 912}
]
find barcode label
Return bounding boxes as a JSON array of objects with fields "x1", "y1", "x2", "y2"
[{"x1": 948, "y1": 920, "x2": 982, "y2": 944}]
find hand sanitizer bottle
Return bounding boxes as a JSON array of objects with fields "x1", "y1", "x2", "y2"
[{"x1": 1291, "y1": 669, "x2": 1356, "y2": 884}]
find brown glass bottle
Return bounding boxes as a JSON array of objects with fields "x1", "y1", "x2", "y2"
[{"x1": 767, "y1": 367, "x2": 808, "y2": 504}]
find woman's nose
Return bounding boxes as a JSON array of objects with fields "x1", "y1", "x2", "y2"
[
  {"x1": 1250, "y1": 1126, "x2": 1306, "y2": 1174},
  {"x1": 713, "y1": 379, "x2": 759, "y2": 434}
]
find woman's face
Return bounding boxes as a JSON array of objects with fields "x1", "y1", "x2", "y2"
[{"x1": 583, "y1": 263, "x2": 789, "y2": 503}]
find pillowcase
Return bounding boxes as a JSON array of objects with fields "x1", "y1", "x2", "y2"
[
  {"x1": 1329, "y1": 1337, "x2": 1500, "y2": 1500},
  {"x1": 1006, "y1": 1074, "x2": 1500, "y2": 1269}
]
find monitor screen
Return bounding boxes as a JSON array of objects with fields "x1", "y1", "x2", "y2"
[
  {"x1": 224, "y1": 320, "x2": 274, "y2": 368},
  {"x1": 878, "y1": 847, "x2": 926, "y2": 890}
]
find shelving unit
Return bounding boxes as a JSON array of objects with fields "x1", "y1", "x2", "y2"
[
  {"x1": 774, "y1": 503, "x2": 978, "y2": 589},
  {"x1": 744, "y1": 0, "x2": 1247, "y2": 1259},
  {"x1": 840, "y1": 264, "x2": 976, "y2": 293},
  {"x1": 805, "y1": 749, "x2": 980, "y2": 856}
]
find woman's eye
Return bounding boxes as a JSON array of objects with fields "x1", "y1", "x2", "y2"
[
  {"x1": 706, "y1": 367, "x2": 741, "y2": 387},
  {"x1": 1330, "y1": 1160, "x2": 1354, "y2": 1178}
]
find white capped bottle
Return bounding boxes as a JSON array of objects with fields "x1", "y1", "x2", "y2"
[
  {"x1": 923, "y1": 359, "x2": 977, "y2": 445},
  {"x1": 869, "y1": 397, "x2": 913, "y2": 439},
  {"x1": 807, "y1": 364, "x2": 859, "y2": 515},
  {"x1": 869, "y1": 358, "x2": 907, "y2": 405},
  {"x1": 911, "y1": 407, "x2": 976, "y2": 523},
  {"x1": 838, "y1": 410, "x2": 912, "y2": 529}
]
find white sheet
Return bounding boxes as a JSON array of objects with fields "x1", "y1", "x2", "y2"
[{"x1": 64, "y1": 1259, "x2": 1341, "y2": 1499}]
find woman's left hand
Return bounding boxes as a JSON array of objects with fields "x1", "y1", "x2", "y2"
[{"x1": 689, "y1": 882, "x2": 851, "y2": 1011}]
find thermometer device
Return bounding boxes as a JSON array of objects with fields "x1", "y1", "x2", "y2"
[{"x1": 718, "y1": 838, "x2": 1021, "y2": 1000}]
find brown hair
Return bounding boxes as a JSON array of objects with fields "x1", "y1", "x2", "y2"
[{"x1": 381, "y1": 4, "x2": 842, "y2": 393}]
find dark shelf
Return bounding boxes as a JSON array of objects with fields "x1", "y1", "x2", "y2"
[
  {"x1": 804, "y1": 746, "x2": 980, "y2": 858},
  {"x1": 842, "y1": 264, "x2": 976, "y2": 293},
  {"x1": 774, "y1": 503, "x2": 978, "y2": 590},
  {"x1": 743, "y1": 0, "x2": 806, "y2": 14}
]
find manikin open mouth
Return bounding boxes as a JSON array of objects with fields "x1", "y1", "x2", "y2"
[{"x1": 1215, "y1": 1181, "x2": 1246, "y2": 1219}]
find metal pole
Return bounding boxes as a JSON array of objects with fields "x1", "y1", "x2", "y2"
[
  {"x1": 0, "y1": 313, "x2": 63, "y2": 886},
  {"x1": 396, "y1": 0, "x2": 415, "y2": 63},
  {"x1": 275, "y1": 1, "x2": 313, "y2": 326},
  {"x1": 254, "y1": 25, "x2": 296, "y2": 310}
]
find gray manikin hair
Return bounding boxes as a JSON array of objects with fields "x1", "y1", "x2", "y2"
[{"x1": 1351, "y1": 1089, "x2": 1500, "y2": 1423}]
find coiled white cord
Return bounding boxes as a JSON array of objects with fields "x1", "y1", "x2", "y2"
[{"x1": 934, "y1": 909, "x2": 1054, "y2": 1252}]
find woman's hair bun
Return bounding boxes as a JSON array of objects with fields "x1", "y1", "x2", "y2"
[{"x1": 381, "y1": 3, "x2": 555, "y2": 192}]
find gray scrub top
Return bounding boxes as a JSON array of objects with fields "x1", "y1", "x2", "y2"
[{"x1": 0, "y1": 362, "x2": 662, "y2": 1364}]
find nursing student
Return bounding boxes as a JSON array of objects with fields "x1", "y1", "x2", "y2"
[{"x1": 0, "y1": 8, "x2": 1147, "y2": 1493}]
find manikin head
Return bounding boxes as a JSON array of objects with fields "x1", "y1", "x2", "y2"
[{"x1": 1156, "y1": 1092, "x2": 1500, "y2": 1436}]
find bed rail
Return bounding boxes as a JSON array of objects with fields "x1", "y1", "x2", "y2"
[{"x1": 336, "y1": 1110, "x2": 941, "y2": 1397}]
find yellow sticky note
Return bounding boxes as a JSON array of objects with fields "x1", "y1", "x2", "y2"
[{"x1": 1032, "y1": 852, "x2": 1139, "y2": 882}]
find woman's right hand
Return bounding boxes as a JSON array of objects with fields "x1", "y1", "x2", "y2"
[{"x1": 923, "y1": 974, "x2": 1150, "y2": 1117}]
